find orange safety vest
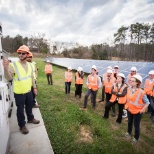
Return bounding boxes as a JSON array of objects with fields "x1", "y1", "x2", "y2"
[
  {"x1": 75, "y1": 72, "x2": 83, "y2": 84},
  {"x1": 144, "y1": 79, "x2": 154, "y2": 96},
  {"x1": 125, "y1": 88, "x2": 145, "y2": 114},
  {"x1": 65, "y1": 71, "x2": 72, "y2": 82},
  {"x1": 88, "y1": 74, "x2": 98, "y2": 91},
  {"x1": 110, "y1": 84, "x2": 127, "y2": 104},
  {"x1": 104, "y1": 77, "x2": 116, "y2": 94},
  {"x1": 45, "y1": 64, "x2": 52, "y2": 74}
]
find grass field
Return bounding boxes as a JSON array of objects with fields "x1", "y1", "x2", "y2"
[{"x1": 35, "y1": 58, "x2": 154, "y2": 154}]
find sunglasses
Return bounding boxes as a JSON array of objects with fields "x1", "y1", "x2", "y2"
[
  {"x1": 18, "y1": 52, "x2": 27, "y2": 55},
  {"x1": 28, "y1": 56, "x2": 32, "y2": 58},
  {"x1": 131, "y1": 71, "x2": 136, "y2": 72}
]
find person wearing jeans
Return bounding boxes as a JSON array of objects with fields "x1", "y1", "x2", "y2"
[
  {"x1": 125, "y1": 75, "x2": 149, "y2": 143},
  {"x1": 65, "y1": 66, "x2": 72, "y2": 94}
]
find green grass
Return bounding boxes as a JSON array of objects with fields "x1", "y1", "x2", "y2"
[{"x1": 35, "y1": 58, "x2": 154, "y2": 154}]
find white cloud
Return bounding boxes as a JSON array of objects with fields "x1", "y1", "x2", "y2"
[{"x1": 0, "y1": 0, "x2": 153, "y2": 46}]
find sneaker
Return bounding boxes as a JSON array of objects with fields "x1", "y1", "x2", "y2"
[
  {"x1": 33, "y1": 104, "x2": 40, "y2": 108},
  {"x1": 20, "y1": 126, "x2": 29, "y2": 134},
  {"x1": 125, "y1": 132, "x2": 131, "y2": 138},
  {"x1": 131, "y1": 137, "x2": 138, "y2": 143},
  {"x1": 28, "y1": 119, "x2": 40, "y2": 124}
]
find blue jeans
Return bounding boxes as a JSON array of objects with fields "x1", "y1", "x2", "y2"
[
  {"x1": 14, "y1": 91, "x2": 34, "y2": 128},
  {"x1": 127, "y1": 110, "x2": 142, "y2": 140},
  {"x1": 65, "y1": 82, "x2": 71, "y2": 94},
  {"x1": 150, "y1": 96, "x2": 154, "y2": 124},
  {"x1": 84, "y1": 89, "x2": 98, "y2": 108}
]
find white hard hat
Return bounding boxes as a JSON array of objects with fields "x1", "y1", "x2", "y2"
[
  {"x1": 132, "y1": 75, "x2": 142, "y2": 83},
  {"x1": 130, "y1": 66, "x2": 137, "y2": 71},
  {"x1": 46, "y1": 60, "x2": 50, "y2": 63},
  {"x1": 68, "y1": 66, "x2": 72, "y2": 70},
  {"x1": 149, "y1": 70, "x2": 154, "y2": 75},
  {"x1": 114, "y1": 65, "x2": 119, "y2": 68},
  {"x1": 107, "y1": 66, "x2": 112, "y2": 70},
  {"x1": 91, "y1": 65, "x2": 97, "y2": 70},
  {"x1": 117, "y1": 73, "x2": 125, "y2": 79},
  {"x1": 107, "y1": 69, "x2": 113, "y2": 74},
  {"x1": 77, "y1": 66, "x2": 83, "y2": 72}
]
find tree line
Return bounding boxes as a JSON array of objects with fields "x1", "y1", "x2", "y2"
[{"x1": 2, "y1": 22, "x2": 154, "y2": 62}]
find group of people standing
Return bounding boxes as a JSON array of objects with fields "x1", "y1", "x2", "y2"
[{"x1": 64, "y1": 63, "x2": 154, "y2": 143}]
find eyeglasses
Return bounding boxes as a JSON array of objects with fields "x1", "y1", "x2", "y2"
[
  {"x1": 130, "y1": 80, "x2": 136, "y2": 82},
  {"x1": 18, "y1": 52, "x2": 27, "y2": 55}
]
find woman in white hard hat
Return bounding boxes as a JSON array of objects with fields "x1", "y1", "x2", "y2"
[
  {"x1": 103, "y1": 73, "x2": 127, "y2": 123},
  {"x1": 81, "y1": 65, "x2": 101, "y2": 109},
  {"x1": 75, "y1": 67, "x2": 84, "y2": 98},
  {"x1": 125, "y1": 75, "x2": 150, "y2": 143},
  {"x1": 127, "y1": 66, "x2": 138, "y2": 86},
  {"x1": 65, "y1": 66, "x2": 72, "y2": 94},
  {"x1": 144, "y1": 70, "x2": 154, "y2": 127}
]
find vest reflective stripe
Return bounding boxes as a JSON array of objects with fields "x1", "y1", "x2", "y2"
[
  {"x1": 104, "y1": 77, "x2": 115, "y2": 94},
  {"x1": 110, "y1": 84, "x2": 127, "y2": 104},
  {"x1": 75, "y1": 72, "x2": 83, "y2": 84},
  {"x1": 11, "y1": 62, "x2": 32, "y2": 94},
  {"x1": 65, "y1": 72, "x2": 72, "y2": 82},
  {"x1": 126, "y1": 88, "x2": 145, "y2": 114},
  {"x1": 144, "y1": 79, "x2": 154, "y2": 95},
  {"x1": 88, "y1": 75, "x2": 98, "y2": 91},
  {"x1": 45, "y1": 64, "x2": 52, "y2": 74}
]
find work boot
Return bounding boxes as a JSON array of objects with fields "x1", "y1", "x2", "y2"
[
  {"x1": 28, "y1": 119, "x2": 40, "y2": 124},
  {"x1": 33, "y1": 104, "x2": 40, "y2": 108},
  {"x1": 99, "y1": 99, "x2": 104, "y2": 102},
  {"x1": 20, "y1": 126, "x2": 29, "y2": 134}
]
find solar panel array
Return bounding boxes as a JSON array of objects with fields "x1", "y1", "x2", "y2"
[{"x1": 47, "y1": 57, "x2": 153, "y2": 85}]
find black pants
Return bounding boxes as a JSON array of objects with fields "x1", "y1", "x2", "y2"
[
  {"x1": 147, "y1": 95, "x2": 152, "y2": 113},
  {"x1": 84, "y1": 89, "x2": 98, "y2": 108},
  {"x1": 14, "y1": 91, "x2": 34, "y2": 128},
  {"x1": 46, "y1": 73, "x2": 53, "y2": 85},
  {"x1": 103, "y1": 101, "x2": 124, "y2": 123},
  {"x1": 65, "y1": 82, "x2": 71, "y2": 94},
  {"x1": 127, "y1": 110, "x2": 142, "y2": 140},
  {"x1": 31, "y1": 87, "x2": 36, "y2": 106},
  {"x1": 75, "y1": 84, "x2": 83, "y2": 98},
  {"x1": 101, "y1": 86, "x2": 105, "y2": 100},
  {"x1": 105, "y1": 93, "x2": 115, "y2": 113}
]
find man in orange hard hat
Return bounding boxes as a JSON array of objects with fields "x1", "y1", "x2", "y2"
[
  {"x1": 3, "y1": 45, "x2": 40, "y2": 135},
  {"x1": 27, "y1": 52, "x2": 39, "y2": 108}
]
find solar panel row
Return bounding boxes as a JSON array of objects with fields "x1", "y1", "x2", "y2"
[{"x1": 46, "y1": 57, "x2": 153, "y2": 85}]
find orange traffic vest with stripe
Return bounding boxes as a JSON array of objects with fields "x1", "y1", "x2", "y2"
[
  {"x1": 144, "y1": 79, "x2": 154, "y2": 96},
  {"x1": 88, "y1": 74, "x2": 98, "y2": 91},
  {"x1": 65, "y1": 71, "x2": 72, "y2": 82},
  {"x1": 75, "y1": 72, "x2": 83, "y2": 84},
  {"x1": 102, "y1": 73, "x2": 114, "y2": 86},
  {"x1": 104, "y1": 77, "x2": 116, "y2": 94},
  {"x1": 125, "y1": 88, "x2": 145, "y2": 114},
  {"x1": 45, "y1": 64, "x2": 52, "y2": 74},
  {"x1": 110, "y1": 84, "x2": 127, "y2": 104}
]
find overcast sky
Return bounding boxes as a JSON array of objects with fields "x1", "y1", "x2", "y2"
[{"x1": 0, "y1": 0, "x2": 154, "y2": 46}]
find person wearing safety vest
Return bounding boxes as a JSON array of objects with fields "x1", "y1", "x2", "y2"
[
  {"x1": 65, "y1": 66, "x2": 72, "y2": 94},
  {"x1": 127, "y1": 67, "x2": 139, "y2": 86},
  {"x1": 125, "y1": 75, "x2": 149, "y2": 143},
  {"x1": 45, "y1": 60, "x2": 53, "y2": 85},
  {"x1": 75, "y1": 66, "x2": 84, "y2": 98},
  {"x1": 3, "y1": 45, "x2": 40, "y2": 135},
  {"x1": 144, "y1": 70, "x2": 154, "y2": 127},
  {"x1": 103, "y1": 69, "x2": 116, "y2": 116},
  {"x1": 99, "y1": 66, "x2": 113, "y2": 103},
  {"x1": 81, "y1": 65, "x2": 101, "y2": 109},
  {"x1": 103, "y1": 73, "x2": 128, "y2": 123},
  {"x1": 27, "y1": 52, "x2": 39, "y2": 108}
]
